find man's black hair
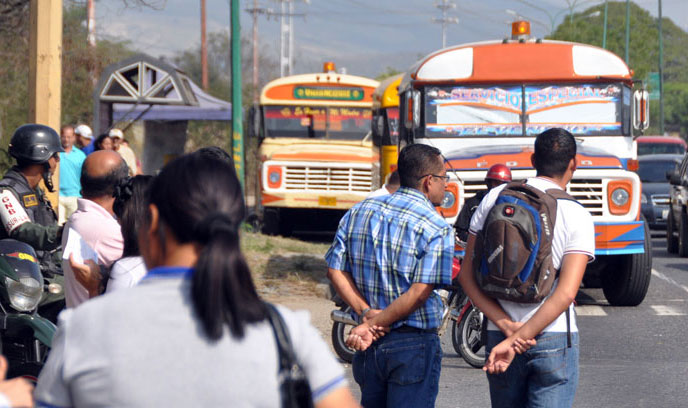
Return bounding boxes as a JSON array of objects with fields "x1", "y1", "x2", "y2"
[
  {"x1": 195, "y1": 146, "x2": 234, "y2": 165},
  {"x1": 397, "y1": 144, "x2": 443, "y2": 189},
  {"x1": 533, "y1": 128, "x2": 577, "y2": 178},
  {"x1": 81, "y1": 158, "x2": 130, "y2": 199},
  {"x1": 387, "y1": 170, "x2": 400, "y2": 186}
]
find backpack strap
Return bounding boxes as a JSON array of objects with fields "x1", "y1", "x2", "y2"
[
  {"x1": 545, "y1": 188, "x2": 578, "y2": 204},
  {"x1": 547, "y1": 188, "x2": 575, "y2": 348}
]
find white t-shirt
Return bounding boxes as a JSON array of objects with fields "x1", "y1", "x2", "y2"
[
  {"x1": 469, "y1": 177, "x2": 595, "y2": 333},
  {"x1": 367, "y1": 185, "x2": 393, "y2": 198},
  {"x1": 35, "y1": 276, "x2": 347, "y2": 407},
  {"x1": 106, "y1": 256, "x2": 147, "y2": 293}
]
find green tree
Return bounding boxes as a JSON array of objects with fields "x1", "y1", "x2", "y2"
[
  {"x1": 550, "y1": 1, "x2": 688, "y2": 136},
  {"x1": 375, "y1": 67, "x2": 402, "y2": 81},
  {"x1": 0, "y1": 3, "x2": 134, "y2": 173}
]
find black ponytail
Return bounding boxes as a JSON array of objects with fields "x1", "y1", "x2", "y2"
[{"x1": 146, "y1": 154, "x2": 265, "y2": 340}]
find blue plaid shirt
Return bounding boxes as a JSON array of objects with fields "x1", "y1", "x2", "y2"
[{"x1": 325, "y1": 187, "x2": 454, "y2": 330}]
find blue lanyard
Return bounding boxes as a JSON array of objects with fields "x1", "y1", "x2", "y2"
[{"x1": 142, "y1": 266, "x2": 194, "y2": 281}]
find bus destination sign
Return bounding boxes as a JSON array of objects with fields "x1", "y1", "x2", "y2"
[{"x1": 293, "y1": 86, "x2": 365, "y2": 101}]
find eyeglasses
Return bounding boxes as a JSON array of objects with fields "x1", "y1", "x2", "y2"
[{"x1": 418, "y1": 174, "x2": 450, "y2": 182}]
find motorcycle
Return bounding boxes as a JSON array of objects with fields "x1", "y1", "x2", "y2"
[
  {"x1": 330, "y1": 256, "x2": 485, "y2": 368},
  {"x1": 0, "y1": 239, "x2": 60, "y2": 382}
]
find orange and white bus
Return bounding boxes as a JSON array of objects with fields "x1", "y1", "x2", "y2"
[
  {"x1": 399, "y1": 21, "x2": 651, "y2": 306},
  {"x1": 256, "y1": 63, "x2": 379, "y2": 235},
  {"x1": 372, "y1": 74, "x2": 402, "y2": 183}
]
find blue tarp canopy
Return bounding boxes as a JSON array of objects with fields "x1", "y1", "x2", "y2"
[{"x1": 112, "y1": 80, "x2": 232, "y2": 122}]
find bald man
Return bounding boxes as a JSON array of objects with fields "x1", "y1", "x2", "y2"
[{"x1": 62, "y1": 151, "x2": 129, "y2": 308}]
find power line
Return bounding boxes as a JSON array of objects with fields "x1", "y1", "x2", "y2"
[{"x1": 433, "y1": 0, "x2": 458, "y2": 48}]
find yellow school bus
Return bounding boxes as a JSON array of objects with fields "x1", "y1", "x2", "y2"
[
  {"x1": 256, "y1": 63, "x2": 379, "y2": 235},
  {"x1": 372, "y1": 74, "x2": 402, "y2": 183}
]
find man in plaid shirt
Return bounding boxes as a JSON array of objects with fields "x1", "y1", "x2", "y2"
[{"x1": 326, "y1": 144, "x2": 454, "y2": 408}]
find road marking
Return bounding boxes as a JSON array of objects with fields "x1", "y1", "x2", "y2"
[
  {"x1": 574, "y1": 305, "x2": 607, "y2": 316},
  {"x1": 650, "y1": 305, "x2": 686, "y2": 316},
  {"x1": 651, "y1": 269, "x2": 688, "y2": 295}
]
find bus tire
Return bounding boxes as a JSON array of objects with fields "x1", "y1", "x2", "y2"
[
  {"x1": 601, "y1": 216, "x2": 652, "y2": 306},
  {"x1": 262, "y1": 208, "x2": 280, "y2": 236}
]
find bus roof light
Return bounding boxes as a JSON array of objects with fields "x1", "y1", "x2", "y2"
[
  {"x1": 511, "y1": 21, "x2": 531, "y2": 40},
  {"x1": 323, "y1": 61, "x2": 336, "y2": 73}
]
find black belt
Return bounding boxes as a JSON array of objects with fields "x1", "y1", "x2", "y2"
[{"x1": 392, "y1": 325, "x2": 438, "y2": 334}]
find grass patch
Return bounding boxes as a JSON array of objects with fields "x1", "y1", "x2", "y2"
[{"x1": 240, "y1": 232, "x2": 332, "y2": 297}]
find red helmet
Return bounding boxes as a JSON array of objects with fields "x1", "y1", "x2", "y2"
[{"x1": 485, "y1": 164, "x2": 512, "y2": 183}]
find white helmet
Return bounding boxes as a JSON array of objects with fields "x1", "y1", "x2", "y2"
[{"x1": 74, "y1": 124, "x2": 93, "y2": 139}]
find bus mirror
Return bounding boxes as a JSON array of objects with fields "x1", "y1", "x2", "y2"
[
  {"x1": 633, "y1": 89, "x2": 649, "y2": 131},
  {"x1": 412, "y1": 90, "x2": 421, "y2": 128},
  {"x1": 404, "y1": 90, "x2": 414, "y2": 130},
  {"x1": 372, "y1": 114, "x2": 383, "y2": 146},
  {"x1": 246, "y1": 106, "x2": 260, "y2": 138}
]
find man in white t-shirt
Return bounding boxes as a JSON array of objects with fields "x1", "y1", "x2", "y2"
[
  {"x1": 460, "y1": 128, "x2": 594, "y2": 408},
  {"x1": 367, "y1": 170, "x2": 400, "y2": 198}
]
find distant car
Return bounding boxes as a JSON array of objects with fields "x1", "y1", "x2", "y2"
[
  {"x1": 639, "y1": 154, "x2": 682, "y2": 230},
  {"x1": 637, "y1": 136, "x2": 687, "y2": 156},
  {"x1": 667, "y1": 153, "x2": 688, "y2": 255}
]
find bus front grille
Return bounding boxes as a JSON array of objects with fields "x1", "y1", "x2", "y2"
[
  {"x1": 462, "y1": 178, "x2": 605, "y2": 217},
  {"x1": 284, "y1": 166, "x2": 373, "y2": 192}
]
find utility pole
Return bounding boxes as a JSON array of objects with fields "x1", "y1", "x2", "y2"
[
  {"x1": 273, "y1": 0, "x2": 306, "y2": 77},
  {"x1": 624, "y1": 0, "x2": 630, "y2": 64},
  {"x1": 602, "y1": 0, "x2": 608, "y2": 49},
  {"x1": 250, "y1": 0, "x2": 260, "y2": 103},
  {"x1": 230, "y1": 0, "x2": 244, "y2": 186},
  {"x1": 279, "y1": 0, "x2": 288, "y2": 76},
  {"x1": 200, "y1": 0, "x2": 208, "y2": 90},
  {"x1": 87, "y1": 0, "x2": 96, "y2": 47},
  {"x1": 29, "y1": 0, "x2": 61, "y2": 207},
  {"x1": 87, "y1": 0, "x2": 97, "y2": 86},
  {"x1": 658, "y1": 0, "x2": 664, "y2": 135},
  {"x1": 432, "y1": 0, "x2": 458, "y2": 49}
]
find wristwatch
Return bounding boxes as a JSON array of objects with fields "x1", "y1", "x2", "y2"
[{"x1": 359, "y1": 307, "x2": 371, "y2": 318}]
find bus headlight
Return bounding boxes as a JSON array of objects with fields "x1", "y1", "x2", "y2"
[
  {"x1": 441, "y1": 191, "x2": 456, "y2": 209},
  {"x1": 269, "y1": 171, "x2": 280, "y2": 184},
  {"x1": 611, "y1": 188, "x2": 630, "y2": 206},
  {"x1": 266, "y1": 166, "x2": 282, "y2": 189},
  {"x1": 607, "y1": 180, "x2": 633, "y2": 215}
]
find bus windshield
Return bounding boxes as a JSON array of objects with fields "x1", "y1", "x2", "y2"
[
  {"x1": 263, "y1": 105, "x2": 372, "y2": 140},
  {"x1": 424, "y1": 83, "x2": 629, "y2": 138}
]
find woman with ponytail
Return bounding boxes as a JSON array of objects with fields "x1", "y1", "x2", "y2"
[{"x1": 35, "y1": 153, "x2": 358, "y2": 408}]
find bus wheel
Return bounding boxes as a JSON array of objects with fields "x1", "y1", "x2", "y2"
[
  {"x1": 262, "y1": 208, "x2": 280, "y2": 235},
  {"x1": 601, "y1": 216, "x2": 652, "y2": 306}
]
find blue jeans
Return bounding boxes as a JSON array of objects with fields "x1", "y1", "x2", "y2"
[
  {"x1": 352, "y1": 331, "x2": 442, "y2": 408},
  {"x1": 485, "y1": 330, "x2": 579, "y2": 408}
]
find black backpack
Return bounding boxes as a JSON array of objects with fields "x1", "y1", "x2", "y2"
[{"x1": 472, "y1": 181, "x2": 576, "y2": 304}]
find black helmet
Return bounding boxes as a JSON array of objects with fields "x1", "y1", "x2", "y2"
[{"x1": 8, "y1": 124, "x2": 64, "y2": 164}]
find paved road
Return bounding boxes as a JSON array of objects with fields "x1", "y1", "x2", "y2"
[{"x1": 341, "y1": 235, "x2": 688, "y2": 407}]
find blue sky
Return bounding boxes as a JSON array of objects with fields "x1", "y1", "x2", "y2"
[{"x1": 97, "y1": 0, "x2": 688, "y2": 78}]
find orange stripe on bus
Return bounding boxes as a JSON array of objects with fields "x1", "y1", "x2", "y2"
[
  {"x1": 261, "y1": 193, "x2": 282, "y2": 205},
  {"x1": 272, "y1": 152, "x2": 380, "y2": 162}
]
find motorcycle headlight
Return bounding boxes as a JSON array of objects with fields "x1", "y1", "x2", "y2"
[
  {"x1": 5, "y1": 276, "x2": 42, "y2": 312},
  {"x1": 441, "y1": 190, "x2": 456, "y2": 209},
  {"x1": 610, "y1": 188, "x2": 630, "y2": 207}
]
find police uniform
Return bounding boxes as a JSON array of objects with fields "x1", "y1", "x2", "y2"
[{"x1": 0, "y1": 167, "x2": 61, "y2": 253}]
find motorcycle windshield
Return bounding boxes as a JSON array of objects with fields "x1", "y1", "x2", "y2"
[{"x1": 0, "y1": 239, "x2": 42, "y2": 282}]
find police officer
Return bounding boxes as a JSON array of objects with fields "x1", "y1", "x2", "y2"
[
  {"x1": 0, "y1": 124, "x2": 63, "y2": 257},
  {"x1": 454, "y1": 163, "x2": 512, "y2": 244}
]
